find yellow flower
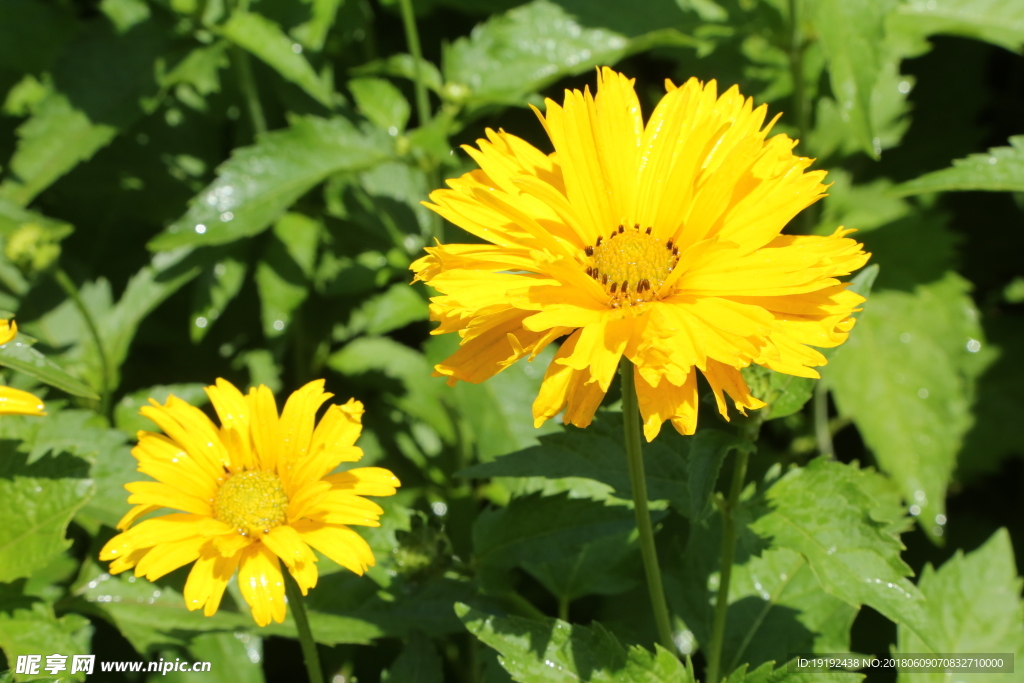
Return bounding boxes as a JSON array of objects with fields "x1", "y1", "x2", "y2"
[
  {"x1": 412, "y1": 68, "x2": 868, "y2": 441},
  {"x1": 99, "y1": 379, "x2": 400, "y2": 627},
  {"x1": 0, "y1": 319, "x2": 45, "y2": 416}
]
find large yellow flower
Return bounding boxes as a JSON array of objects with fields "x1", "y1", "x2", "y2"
[
  {"x1": 100, "y1": 379, "x2": 400, "y2": 626},
  {"x1": 0, "y1": 319, "x2": 45, "y2": 416},
  {"x1": 412, "y1": 68, "x2": 868, "y2": 440}
]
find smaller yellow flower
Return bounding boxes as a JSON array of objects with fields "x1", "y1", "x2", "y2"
[
  {"x1": 0, "y1": 319, "x2": 45, "y2": 416},
  {"x1": 100, "y1": 379, "x2": 400, "y2": 627}
]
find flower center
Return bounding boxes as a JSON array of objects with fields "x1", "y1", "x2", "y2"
[
  {"x1": 214, "y1": 470, "x2": 289, "y2": 536},
  {"x1": 584, "y1": 224, "x2": 679, "y2": 307}
]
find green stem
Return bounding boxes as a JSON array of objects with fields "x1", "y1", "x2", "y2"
[
  {"x1": 814, "y1": 382, "x2": 834, "y2": 459},
  {"x1": 705, "y1": 448, "x2": 750, "y2": 683},
  {"x1": 397, "y1": 0, "x2": 431, "y2": 128},
  {"x1": 284, "y1": 570, "x2": 324, "y2": 683},
  {"x1": 619, "y1": 358, "x2": 675, "y2": 653},
  {"x1": 232, "y1": 46, "x2": 267, "y2": 136},
  {"x1": 787, "y1": 0, "x2": 808, "y2": 146},
  {"x1": 54, "y1": 268, "x2": 111, "y2": 417}
]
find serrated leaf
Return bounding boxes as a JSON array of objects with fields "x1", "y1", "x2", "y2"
[
  {"x1": 457, "y1": 604, "x2": 695, "y2": 683},
  {"x1": 350, "y1": 78, "x2": 411, "y2": 133},
  {"x1": 0, "y1": 336, "x2": 98, "y2": 399},
  {"x1": 896, "y1": 528, "x2": 1024, "y2": 683},
  {"x1": 459, "y1": 418, "x2": 706, "y2": 513},
  {"x1": 893, "y1": 0, "x2": 1024, "y2": 53},
  {"x1": 810, "y1": 0, "x2": 888, "y2": 158},
  {"x1": 348, "y1": 283, "x2": 429, "y2": 336},
  {"x1": 382, "y1": 632, "x2": 444, "y2": 683},
  {"x1": 0, "y1": 589, "x2": 92, "y2": 683},
  {"x1": 255, "y1": 213, "x2": 319, "y2": 338},
  {"x1": 220, "y1": 11, "x2": 334, "y2": 108},
  {"x1": 742, "y1": 365, "x2": 815, "y2": 421},
  {"x1": 0, "y1": 451, "x2": 94, "y2": 583},
  {"x1": 895, "y1": 136, "x2": 1024, "y2": 195},
  {"x1": 149, "y1": 116, "x2": 392, "y2": 250},
  {"x1": 824, "y1": 273, "x2": 989, "y2": 538},
  {"x1": 750, "y1": 458, "x2": 931, "y2": 648}
]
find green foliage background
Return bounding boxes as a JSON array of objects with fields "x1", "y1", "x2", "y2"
[{"x1": 0, "y1": 0, "x2": 1022, "y2": 681}]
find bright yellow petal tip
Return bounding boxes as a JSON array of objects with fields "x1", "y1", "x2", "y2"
[
  {"x1": 412, "y1": 67, "x2": 868, "y2": 440},
  {"x1": 99, "y1": 378, "x2": 400, "y2": 627}
]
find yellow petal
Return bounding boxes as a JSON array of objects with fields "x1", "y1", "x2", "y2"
[
  {"x1": 184, "y1": 543, "x2": 242, "y2": 617},
  {"x1": 634, "y1": 365, "x2": 699, "y2": 441},
  {"x1": 238, "y1": 543, "x2": 287, "y2": 626},
  {"x1": 293, "y1": 520, "x2": 375, "y2": 576},
  {"x1": 0, "y1": 386, "x2": 45, "y2": 416}
]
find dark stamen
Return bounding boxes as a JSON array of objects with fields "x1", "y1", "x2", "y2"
[
  {"x1": 586, "y1": 267, "x2": 593, "y2": 277},
  {"x1": 618, "y1": 225, "x2": 625, "y2": 234},
  {"x1": 602, "y1": 274, "x2": 609, "y2": 285},
  {"x1": 645, "y1": 226, "x2": 652, "y2": 235},
  {"x1": 585, "y1": 245, "x2": 593, "y2": 256},
  {"x1": 634, "y1": 223, "x2": 640, "y2": 231},
  {"x1": 610, "y1": 282, "x2": 618, "y2": 293},
  {"x1": 672, "y1": 247, "x2": 679, "y2": 256},
  {"x1": 666, "y1": 240, "x2": 673, "y2": 250},
  {"x1": 622, "y1": 280, "x2": 629, "y2": 293},
  {"x1": 596, "y1": 236, "x2": 603, "y2": 246}
]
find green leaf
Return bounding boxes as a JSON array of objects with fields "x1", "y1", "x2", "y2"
[
  {"x1": 442, "y1": 0, "x2": 697, "y2": 110},
  {"x1": 0, "y1": 450, "x2": 94, "y2": 583},
  {"x1": 0, "y1": 589, "x2": 92, "y2": 683},
  {"x1": 459, "y1": 418, "x2": 701, "y2": 513},
  {"x1": 688, "y1": 428, "x2": 750, "y2": 522},
  {"x1": 726, "y1": 661, "x2": 863, "y2": 683},
  {"x1": 0, "y1": 335, "x2": 99, "y2": 399},
  {"x1": 348, "y1": 283, "x2": 429, "y2": 337},
  {"x1": 824, "y1": 273, "x2": 990, "y2": 539},
  {"x1": 255, "y1": 213, "x2": 320, "y2": 338},
  {"x1": 427, "y1": 335, "x2": 562, "y2": 460},
  {"x1": 351, "y1": 54, "x2": 444, "y2": 94},
  {"x1": 72, "y1": 562, "x2": 383, "y2": 653},
  {"x1": 0, "y1": 198, "x2": 74, "y2": 239},
  {"x1": 291, "y1": 0, "x2": 345, "y2": 52},
  {"x1": 220, "y1": 11, "x2": 334, "y2": 108},
  {"x1": 750, "y1": 458, "x2": 931, "y2": 648},
  {"x1": 457, "y1": 604, "x2": 696, "y2": 683},
  {"x1": 895, "y1": 136, "x2": 1024, "y2": 195},
  {"x1": 161, "y1": 632, "x2": 264, "y2": 683},
  {"x1": 382, "y1": 632, "x2": 444, "y2": 683},
  {"x1": 190, "y1": 246, "x2": 249, "y2": 342},
  {"x1": 149, "y1": 116, "x2": 392, "y2": 251},
  {"x1": 350, "y1": 78, "x2": 411, "y2": 133},
  {"x1": 892, "y1": 0, "x2": 1024, "y2": 53},
  {"x1": 0, "y1": 16, "x2": 167, "y2": 206},
  {"x1": 896, "y1": 528, "x2": 1024, "y2": 683},
  {"x1": 742, "y1": 365, "x2": 815, "y2": 421},
  {"x1": 810, "y1": 0, "x2": 888, "y2": 158},
  {"x1": 0, "y1": 92, "x2": 118, "y2": 207}
]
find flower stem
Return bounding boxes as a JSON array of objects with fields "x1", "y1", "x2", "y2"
[
  {"x1": 54, "y1": 268, "x2": 111, "y2": 417},
  {"x1": 284, "y1": 570, "x2": 324, "y2": 683},
  {"x1": 705, "y1": 447, "x2": 750, "y2": 683},
  {"x1": 397, "y1": 0, "x2": 431, "y2": 128},
  {"x1": 232, "y1": 46, "x2": 267, "y2": 136},
  {"x1": 619, "y1": 358, "x2": 675, "y2": 653}
]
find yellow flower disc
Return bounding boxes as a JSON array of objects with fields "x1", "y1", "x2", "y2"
[{"x1": 214, "y1": 471, "x2": 289, "y2": 536}]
